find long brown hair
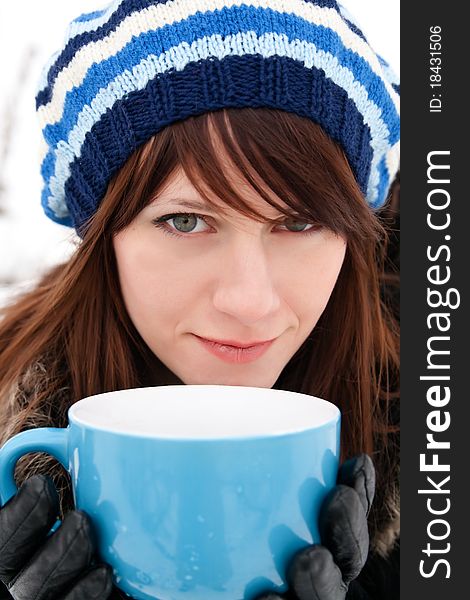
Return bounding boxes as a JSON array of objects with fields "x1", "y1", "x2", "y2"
[{"x1": 0, "y1": 108, "x2": 399, "y2": 552}]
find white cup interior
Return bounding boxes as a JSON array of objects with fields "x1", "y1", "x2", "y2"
[{"x1": 70, "y1": 385, "x2": 340, "y2": 439}]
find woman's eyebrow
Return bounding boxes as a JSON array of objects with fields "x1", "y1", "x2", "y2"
[
  {"x1": 151, "y1": 197, "x2": 215, "y2": 212},
  {"x1": 153, "y1": 197, "x2": 296, "y2": 222}
]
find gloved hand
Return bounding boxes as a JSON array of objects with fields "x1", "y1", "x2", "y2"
[
  {"x1": 0, "y1": 475, "x2": 114, "y2": 600},
  {"x1": 257, "y1": 454, "x2": 375, "y2": 600},
  {"x1": 1, "y1": 457, "x2": 374, "y2": 600}
]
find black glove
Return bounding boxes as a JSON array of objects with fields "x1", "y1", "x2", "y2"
[
  {"x1": 257, "y1": 454, "x2": 375, "y2": 600},
  {"x1": 0, "y1": 475, "x2": 114, "y2": 600},
  {"x1": 1, "y1": 458, "x2": 374, "y2": 600}
]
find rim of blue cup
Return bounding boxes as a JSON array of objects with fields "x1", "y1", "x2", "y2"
[{"x1": 67, "y1": 385, "x2": 340, "y2": 441}]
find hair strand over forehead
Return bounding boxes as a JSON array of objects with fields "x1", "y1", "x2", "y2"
[{"x1": 94, "y1": 108, "x2": 382, "y2": 247}]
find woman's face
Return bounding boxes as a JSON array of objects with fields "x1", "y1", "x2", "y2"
[{"x1": 113, "y1": 166, "x2": 346, "y2": 387}]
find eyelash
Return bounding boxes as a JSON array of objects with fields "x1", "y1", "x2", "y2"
[
  {"x1": 151, "y1": 212, "x2": 322, "y2": 239},
  {"x1": 152, "y1": 213, "x2": 212, "y2": 239}
]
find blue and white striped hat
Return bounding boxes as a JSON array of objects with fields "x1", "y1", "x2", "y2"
[{"x1": 36, "y1": 0, "x2": 400, "y2": 232}]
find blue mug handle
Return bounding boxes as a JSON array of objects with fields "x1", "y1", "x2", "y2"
[{"x1": 0, "y1": 428, "x2": 69, "y2": 520}]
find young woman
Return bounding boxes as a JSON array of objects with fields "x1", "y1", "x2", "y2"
[{"x1": 0, "y1": 1, "x2": 400, "y2": 598}]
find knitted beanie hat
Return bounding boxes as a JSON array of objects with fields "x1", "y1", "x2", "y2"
[{"x1": 37, "y1": 0, "x2": 400, "y2": 232}]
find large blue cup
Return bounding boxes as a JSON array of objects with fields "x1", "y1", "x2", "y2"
[{"x1": 0, "y1": 385, "x2": 340, "y2": 599}]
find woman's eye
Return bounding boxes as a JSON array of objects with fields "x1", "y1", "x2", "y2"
[
  {"x1": 279, "y1": 219, "x2": 318, "y2": 233},
  {"x1": 153, "y1": 213, "x2": 319, "y2": 237},
  {"x1": 154, "y1": 213, "x2": 210, "y2": 234}
]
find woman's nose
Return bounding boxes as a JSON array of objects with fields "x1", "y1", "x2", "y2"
[{"x1": 212, "y1": 238, "x2": 281, "y2": 325}]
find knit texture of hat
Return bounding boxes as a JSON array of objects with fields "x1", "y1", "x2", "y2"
[{"x1": 36, "y1": 0, "x2": 400, "y2": 232}]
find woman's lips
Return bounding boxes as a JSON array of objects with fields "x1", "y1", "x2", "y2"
[{"x1": 193, "y1": 335, "x2": 275, "y2": 364}]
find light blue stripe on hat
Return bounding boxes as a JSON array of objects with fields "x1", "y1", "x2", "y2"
[
  {"x1": 75, "y1": 7, "x2": 114, "y2": 23},
  {"x1": 370, "y1": 156, "x2": 391, "y2": 209}
]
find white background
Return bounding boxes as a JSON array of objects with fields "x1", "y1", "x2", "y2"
[{"x1": 0, "y1": 1, "x2": 400, "y2": 305}]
